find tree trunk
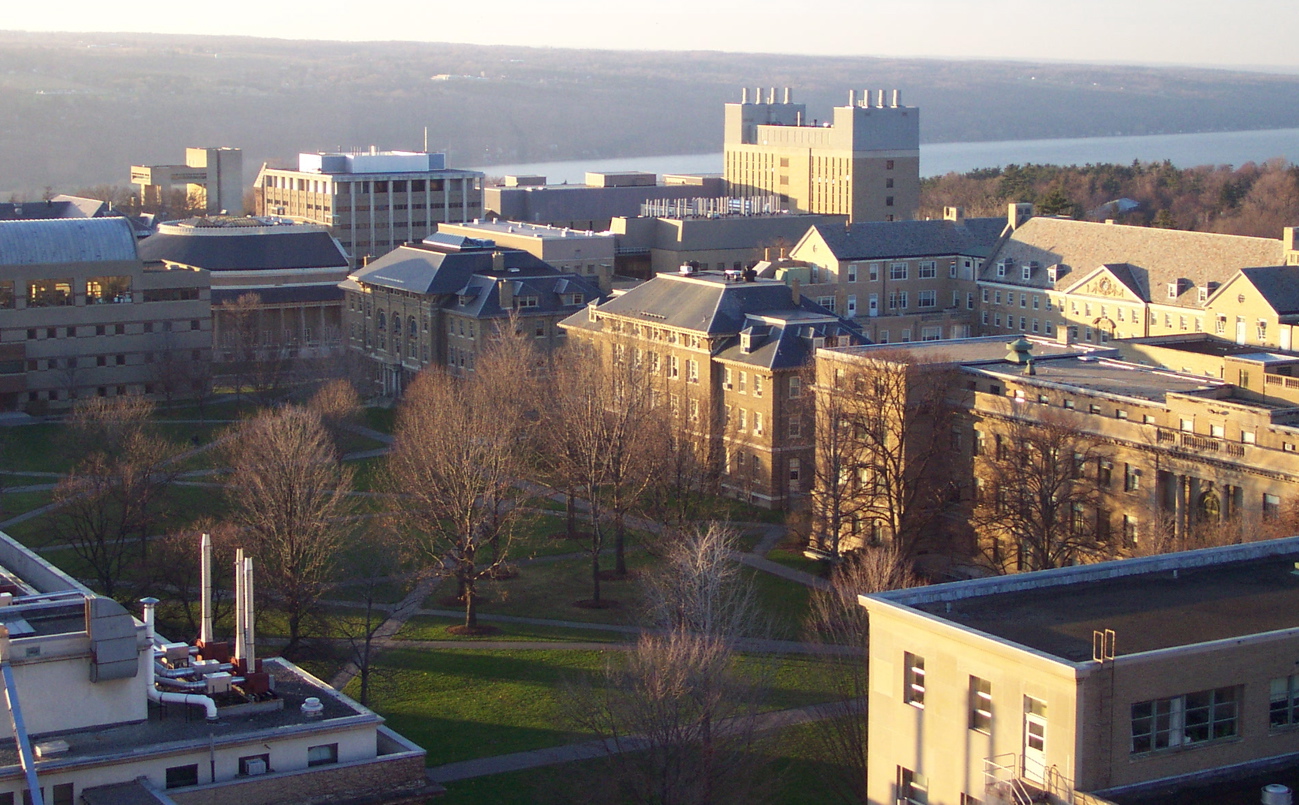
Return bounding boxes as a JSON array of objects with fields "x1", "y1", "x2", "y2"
[
  {"x1": 591, "y1": 549, "x2": 602, "y2": 605},
  {"x1": 566, "y1": 492, "x2": 577, "y2": 538},
  {"x1": 614, "y1": 514, "x2": 627, "y2": 576},
  {"x1": 464, "y1": 579, "x2": 478, "y2": 628}
]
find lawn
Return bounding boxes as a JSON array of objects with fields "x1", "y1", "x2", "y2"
[
  {"x1": 424, "y1": 551, "x2": 652, "y2": 628},
  {"x1": 742, "y1": 566, "x2": 815, "y2": 641},
  {"x1": 394, "y1": 615, "x2": 628, "y2": 645},
  {"x1": 434, "y1": 720, "x2": 854, "y2": 804},
  {"x1": 352, "y1": 646, "x2": 853, "y2": 768}
]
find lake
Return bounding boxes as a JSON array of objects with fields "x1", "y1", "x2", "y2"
[{"x1": 471, "y1": 127, "x2": 1299, "y2": 183}]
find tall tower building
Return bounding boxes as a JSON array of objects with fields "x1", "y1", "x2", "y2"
[{"x1": 723, "y1": 88, "x2": 919, "y2": 223}]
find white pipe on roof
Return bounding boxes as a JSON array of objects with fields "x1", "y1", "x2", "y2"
[{"x1": 140, "y1": 598, "x2": 217, "y2": 721}]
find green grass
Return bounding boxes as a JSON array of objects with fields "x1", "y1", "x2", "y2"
[
  {"x1": 764, "y1": 546, "x2": 830, "y2": 579},
  {"x1": 394, "y1": 616, "x2": 627, "y2": 644},
  {"x1": 326, "y1": 576, "x2": 413, "y2": 605},
  {"x1": 435, "y1": 720, "x2": 856, "y2": 805},
  {"x1": 0, "y1": 489, "x2": 54, "y2": 520},
  {"x1": 362, "y1": 407, "x2": 396, "y2": 435},
  {"x1": 353, "y1": 647, "x2": 613, "y2": 764},
  {"x1": 742, "y1": 566, "x2": 814, "y2": 641},
  {"x1": 0, "y1": 425, "x2": 76, "y2": 474},
  {"x1": 425, "y1": 551, "x2": 652, "y2": 627}
]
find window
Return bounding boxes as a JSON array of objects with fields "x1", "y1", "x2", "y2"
[
  {"x1": 788, "y1": 376, "x2": 801, "y2": 398},
  {"x1": 898, "y1": 768, "x2": 928, "y2": 805},
  {"x1": 1125, "y1": 464, "x2": 1141, "y2": 492},
  {"x1": 1242, "y1": 430, "x2": 1256, "y2": 444},
  {"x1": 788, "y1": 416, "x2": 802, "y2": 438},
  {"x1": 86, "y1": 276, "x2": 131, "y2": 304},
  {"x1": 1131, "y1": 687, "x2": 1238, "y2": 753},
  {"x1": 917, "y1": 290, "x2": 936, "y2": 308},
  {"x1": 888, "y1": 291, "x2": 908, "y2": 310},
  {"x1": 982, "y1": 289, "x2": 990, "y2": 303},
  {"x1": 738, "y1": 372, "x2": 747, "y2": 393},
  {"x1": 964, "y1": 676, "x2": 993, "y2": 733},
  {"x1": 817, "y1": 296, "x2": 837, "y2": 313},
  {"x1": 904, "y1": 652, "x2": 925, "y2": 707},
  {"x1": 1180, "y1": 418, "x2": 1194, "y2": 433},
  {"x1": 753, "y1": 375, "x2": 763, "y2": 397},
  {"x1": 51, "y1": 785, "x2": 71, "y2": 805},
  {"x1": 1022, "y1": 265, "x2": 1031, "y2": 281},
  {"x1": 1020, "y1": 293, "x2": 1028, "y2": 308},
  {"x1": 307, "y1": 743, "x2": 339, "y2": 767},
  {"x1": 996, "y1": 261, "x2": 1006, "y2": 278},
  {"x1": 753, "y1": 412, "x2": 764, "y2": 434},
  {"x1": 1271, "y1": 675, "x2": 1299, "y2": 729},
  {"x1": 1265, "y1": 493, "x2": 1281, "y2": 520},
  {"x1": 1123, "y1": 514, "x2": 1138, "y2": 547},
  {"x1": 886, "y1": 196, "x2": 894, "y2": 207},
  {"x1": 846, "y1": 264, "x2": 858, "y2": 282},
  {"x1": 967, "y1": 292, "x2": 975, "y2": 310},
  {"x1": 918, "y1": 261, "x2": 937, "y2": 279},
  {"x1": 973, "y1": 429, "x2": 985, "y2": 457},
  {"x1": 166, "y1": 765, "x2": 199, "y2": 789},
  {"x1": 1098, "y1": 460, "x2": 1113, "y2": 487},
  {"x1": 869, "y1": 263, "x2": 880, "y2": 282},
  {"x1": 994, "y1": 291, "x2": 1002, "y2": 305},
  {"x1": 28, "y1": 279, "x2": 73, "y2": 308},
  {"x1": 687, "y1": 359, "x2": 699, "y2": 383},
  {"x1": 890, "y1": 262, "x2": 908, "y2": 281},
  {"x1": 669, "y1": 355, "x2": 679, "y2": 378}
]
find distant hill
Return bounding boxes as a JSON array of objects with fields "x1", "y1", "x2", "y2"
[{"x1": 5, "y1": 31, "x2": 1299, "y2": 197}]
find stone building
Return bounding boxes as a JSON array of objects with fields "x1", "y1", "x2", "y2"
[
  {"x1": 137, "y1": 217, "x2": 350, "y2": 374},
  {"x1": 130, "y1": 147, "x2": 244, "y2": 216},
  {"x1": 818, "y1": 334, "x2": 1299, "y2": 565},
  {"x1": 785, "y1": 206, "x2": 1005, "y2": 342},
  {"x1": 864, "y1": 537, "x2": 1299, "y2": 805},
  {"x1": 723, "y1": 87, "x2": 919, "y2": 223},
  {"x1": 975, "y1": 205, "x2": 1291, "y2": 344},
  {"x1": 342, "y1": 234, "x2": 604, "y2": 396},
  {"x1": 253, "y1": 149, "x2": 483, "y2": 266},
  {"x1": 561, "y1": 267, "x2": 864, "y2": 509},
  {"x1": 0, "y1": 217, "x2": 210, "y2": 410}
]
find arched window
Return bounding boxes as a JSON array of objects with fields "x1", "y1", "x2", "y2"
[
  {"x1": 376, "y1": 311, "x2": 386, "y2": 332},
  {"x1": 409, "y1": 316, "x2": 418, "y2": 337}
]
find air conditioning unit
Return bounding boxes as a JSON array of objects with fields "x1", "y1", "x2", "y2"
[{"x1": 244, "y1": 758, "x2": 268, "y2": 776}]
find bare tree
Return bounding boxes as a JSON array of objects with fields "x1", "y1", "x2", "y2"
[
  {"x1": 223, "y1": 405, "x2": 354, "y2": 652},
  {"x1": 334, "y1": 522, "x2": 403, "y2": 706},
  {"x1": 811, "y1": 353, "x2": 955, "y2": 559},
  {"x1": 49, "y1": 396, "x2": 182, "y2": 599},
  {"x1": 566, "y1": 524, "x2": 774, "y2": 805},
  {"x1": 972, "y1": 404, "x2": 1112, "y2": 572},
  {"x1": 307, "y1": 378, "x2": 364, "y2": 453},
  {"x1": 545, "y1": 341, "x2": 658, "y2": 606},
  {"x1": 804, "y1": 543, "x2": 919, "y2": 804},
  {"x1": 385, "y1": 357, "x2": 528, "y2": 632},
  {"x1": 642, "y1": 394, "x2": 714, "y2": 531}
]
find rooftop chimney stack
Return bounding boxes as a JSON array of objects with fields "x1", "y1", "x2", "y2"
[
  {"x1": 784, "y1": 87, "x2": 791, "y2": 103},
  {"x1": 877, "y1": 89, "x2": 886, "y2": 108},
  {"x1": 892, "y1": 89, "x2": 901, "y2": 107},
  {"x1": 849, "y1": 89, "x2": 857, "y2": 107},
  {"x1": 200, "y1": 533, "x2": 213, "y2": 646},
  {"x1": 741, "y1": 87, "x2": 749, "y2": 103}
]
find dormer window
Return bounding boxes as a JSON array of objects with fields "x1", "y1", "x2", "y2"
[
  {"x1": 996, "y1": 260, "x2": 1008, "y2": 278},
  {"x1": 515, "y1": 296, "x2": 539, "y2": 309},
  {"x1": 1047, "y1": 266, "x2": 1058, "y2": 283},
  {"x1": 566, "y1": 293, "x2": 584, "y2": 306},
  {"x1": 459, "y1": 294, "x2": 474, "y2": 306},
  {"x1": 1168, "y1": 283, "x2": 1178, "y2": 299},
  {"x1": 1021, "y1": 265, "x2": 1031, "y2": 281},
  {"x1": 1198, "y1": 288, "x2": 1208, "y2": 303}
]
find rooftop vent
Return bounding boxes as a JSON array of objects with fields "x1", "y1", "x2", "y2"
[{"x1": 301, "y1": 697, "x2": 324, "y2": 719}]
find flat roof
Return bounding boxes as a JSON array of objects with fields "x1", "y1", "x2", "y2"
[
  {"x1": 0, "y1": 659, "x2": 376, "y2": 773},
  {"x1": 980, "y1": 356, "x2": 1219, "y2": 402},
  {"x1": 1125, "y1": 335, "x2": 1299, "y2": 359},
  {"x1": 878, "y1": 539, "x2": 1299, "y2": 663},
  {"x1": 444, "y1": 220, "x2": 613, "y2": 239},
  {"x1": 824, "y1": 336, "x2": 1102, "y2": 366}
]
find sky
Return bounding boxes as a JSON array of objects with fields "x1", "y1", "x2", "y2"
[{"x1": 7, "y1": 0, "x2": 1299, "y2": 72}]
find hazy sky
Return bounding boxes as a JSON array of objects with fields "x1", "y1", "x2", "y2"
[{"x1": 8, "y1": 0, "x2": 1299, "y2": 71}]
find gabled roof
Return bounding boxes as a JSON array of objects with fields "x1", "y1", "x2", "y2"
[
  {"x1": 1239, "y1": 266, "x2": 1299, "y2": 316},
  {"x1": 0, "y1": 217, "x2": 138, "y2": 265},
  {"x1": 981, "y1": 218, "x2": 1285, "y2": 304},
  {"x1": 138, "y1": 229, "x2": 348, "y2": 271},
  {"x1": 804, "y1": 217, "x2": 1006, "y2": 261},
  {"x1": 350, "y1": 245, "x2": 554, "y2": 296},
  {"x1": 585, "y1": 272, "x2": 835, "y2": 335},
  {"x1": 447, "y1": 273, "x2": 604, "y2": 319},
  {"x1": 716, "y1": 314, "x2": 864, "y2": 370}
]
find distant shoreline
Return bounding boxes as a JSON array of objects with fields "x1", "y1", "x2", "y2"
[{"x1": 473, "y1": 126, "x2": 1299, "y2": 183}]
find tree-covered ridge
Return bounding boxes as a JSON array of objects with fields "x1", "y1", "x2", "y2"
[{"x1": 920, "y1": 158, "x2": 1299, "y2": 238}]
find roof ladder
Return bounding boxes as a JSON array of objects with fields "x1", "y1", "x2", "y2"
[{"x1": 0, "y1": 627, "x2": 43, "y2": 805}]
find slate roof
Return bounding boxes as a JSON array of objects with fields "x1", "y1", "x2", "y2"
[
  {"x1": 1240, "y1": 265, "x2": 1299, "y2": 315},
  {"x1": 562, "y1": 271, "x2": 864, "y2": 368},
  {"x1": 981, "y1": 218, "x2": 1285, "y2": 305},
  {"x1": 583, "y1": 272, "x2": 833, "y2": 335},
  {"x1": 350, "y1": 245, "x2": 554, "y2": 296},
  {"x1": 0, "y1": 217, "x2": 138, "y2": 265},
  {"x1": 448, "y1": 273, "x2": 603, "y2": 319},
  {"x1": 138, "y1": 229, "x2": 348, "y2": 271},
  {"x1": 715, "y1": 313, "x2": 864, "y2": 370},
  {"x1": 808, "y1": 216, "x2": 1007, "y2": 260}
]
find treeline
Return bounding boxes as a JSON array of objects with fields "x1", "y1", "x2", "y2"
[{"x1": 920, "y1": 158, "x2": 1299, "y2": 238}]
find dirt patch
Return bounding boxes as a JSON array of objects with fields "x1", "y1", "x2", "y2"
[
  {"x1": 572, "y1": 599, "x2": 621, "y2": 610},
  {"x1": 447, "y1": 624, "x2": 501, "y2": 637}
]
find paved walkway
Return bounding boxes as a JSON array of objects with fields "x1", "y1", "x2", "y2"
[
  {"x1": 328, "y1": 574, "x2": 443, "y2": 690},
  {"x1": 426, "y1": 698, "x2": 858, "y2": 783}
]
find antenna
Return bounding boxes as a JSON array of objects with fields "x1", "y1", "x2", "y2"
[{"x1": 424, "y1": 126, "x2": 428, "y2": 154}]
